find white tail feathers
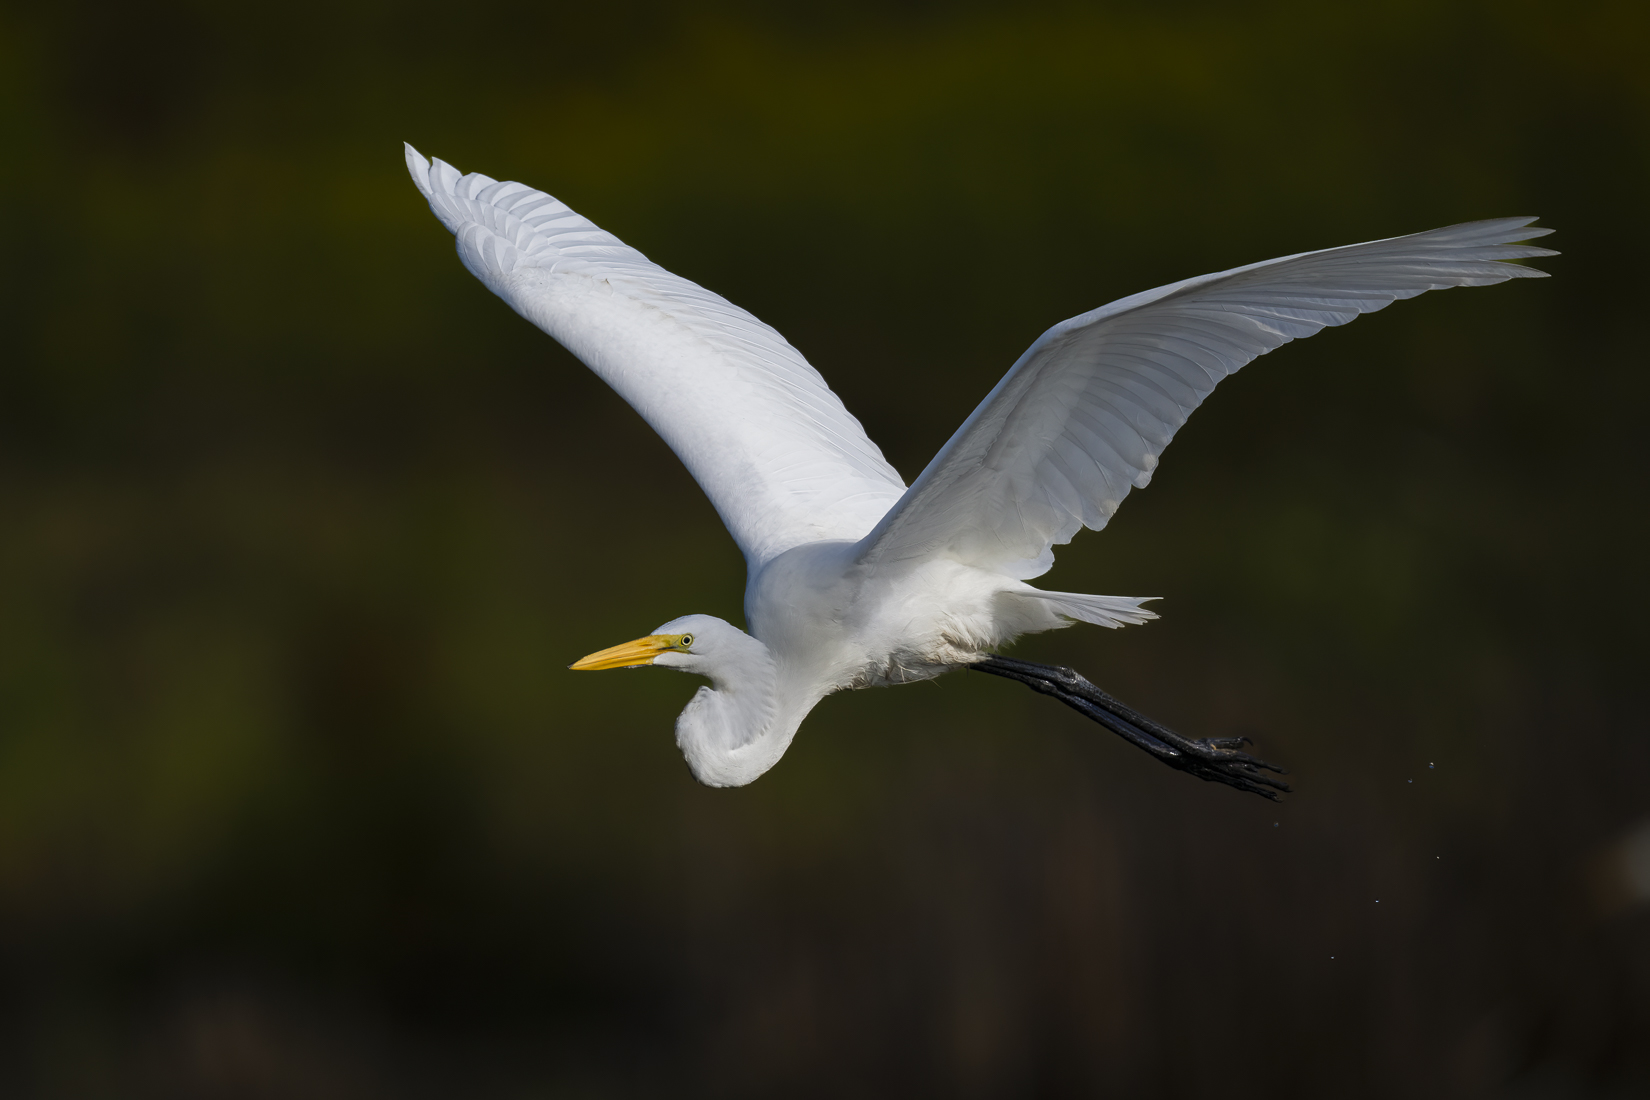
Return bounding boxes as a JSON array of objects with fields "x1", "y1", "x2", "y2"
[{"x1": 1020, "y1": 590, "x2": 1159, "y2": 629}]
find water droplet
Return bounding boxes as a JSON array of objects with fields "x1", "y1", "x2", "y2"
[
  {"x1": 1429, "y1": 762, "x2": 1435, "y2": 769},
  {"x1": 1408, "y1": 779, "x2": 1413, "y2": 783},
  {"x1": 1273, "y1": 822, "x2": 1279, "y2": 827}
]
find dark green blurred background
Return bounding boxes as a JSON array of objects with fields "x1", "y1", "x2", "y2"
[{"x1": 2, "y1": 0, "x2": 1647, "y2": 1096}]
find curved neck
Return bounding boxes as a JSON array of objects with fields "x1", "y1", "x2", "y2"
[{"x1": 673, "y1": 636, "x2": 813, "y2": 787}]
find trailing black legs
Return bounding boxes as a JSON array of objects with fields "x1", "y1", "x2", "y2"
[{"x1": 970, "y1": 654, "x2": 1291, "y2": 801}]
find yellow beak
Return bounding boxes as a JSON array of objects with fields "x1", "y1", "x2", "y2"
[{"x1": 569, "y1": 634, "x2": 676, "y2": 671}]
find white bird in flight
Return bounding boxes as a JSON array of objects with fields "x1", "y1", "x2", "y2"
[{"x1": 405, "y1": 144, "x2": 1554, "y2": 799}]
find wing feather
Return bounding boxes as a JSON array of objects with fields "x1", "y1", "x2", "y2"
[
  {"x1": 858, "y1": 218, "x2": 1556, "y2": 579},
  {"x1": 405, "y1": 145, "x2": 906, "y2": 568}
]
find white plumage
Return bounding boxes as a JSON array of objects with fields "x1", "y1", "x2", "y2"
[{"x1": 406, "y1": 144, "x2": 1554, "y2": 789}]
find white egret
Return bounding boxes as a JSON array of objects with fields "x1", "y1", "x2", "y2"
[{"x1": 405, "y1": 145, "x2": 1554, "y2": 799}]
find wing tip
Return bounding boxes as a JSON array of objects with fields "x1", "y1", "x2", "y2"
[
  {"x1": 404, "y1": 142, "x2": 434, "y2": 199},
  {"x1": 1487, "y1": 217, "x2": 1559, "y2": 273},
  {"x1": 1460, "y1": 216, "x2": 1558, "y2": 246},
  {"x1": 1498, "y1": 217, "x2": 1557, "y2": 246}
]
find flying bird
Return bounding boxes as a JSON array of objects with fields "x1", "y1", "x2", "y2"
[{"x1": 405, "y1": 144, "x2": 1554, "y2": 800}]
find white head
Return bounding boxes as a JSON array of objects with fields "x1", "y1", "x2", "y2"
[
  {"x1": 570, "y1": 614, "x2": 791, "y2": 786},
  {"x1": 568, "y1": 614, "x2": 747, "y2": 675}
]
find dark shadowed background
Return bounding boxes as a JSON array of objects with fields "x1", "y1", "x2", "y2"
[{"x1": 1, "y1": 1, "x2": 1647, "y2": 1096}]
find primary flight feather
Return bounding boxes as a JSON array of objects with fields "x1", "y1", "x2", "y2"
[{"x1": 406, "y1": 143, "x2": 1554, "y2": 796}]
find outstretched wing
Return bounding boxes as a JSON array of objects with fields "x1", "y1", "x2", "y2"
[
  {"x1": 405, "y1": 145, "x2": 906, "y2": 569},
  {"x1": 857, "y1": 219, "x2": 1556, "y2": 579}
]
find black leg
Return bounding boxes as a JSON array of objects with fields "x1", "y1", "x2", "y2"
[{"x1": 970, "y1": 654, "x2": 1291, "y2": 801}]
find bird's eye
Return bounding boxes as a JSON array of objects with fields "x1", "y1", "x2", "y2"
[{"x1": 679, "y1": 634, "x2": 694, "y2": 648}]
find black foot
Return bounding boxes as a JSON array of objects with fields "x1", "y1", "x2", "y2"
[{"x1": 970, "y1": 655, "x2": 1292, "y2": 801}]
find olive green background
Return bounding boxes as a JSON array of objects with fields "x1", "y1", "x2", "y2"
[{"x1": 1, "y1": 0, "x2": 1647, "y2": 1096}]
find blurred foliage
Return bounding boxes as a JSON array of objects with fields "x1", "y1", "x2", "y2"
[{"x1": 0, "y1": 0, "x2": 1647, "y2": 1096}]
